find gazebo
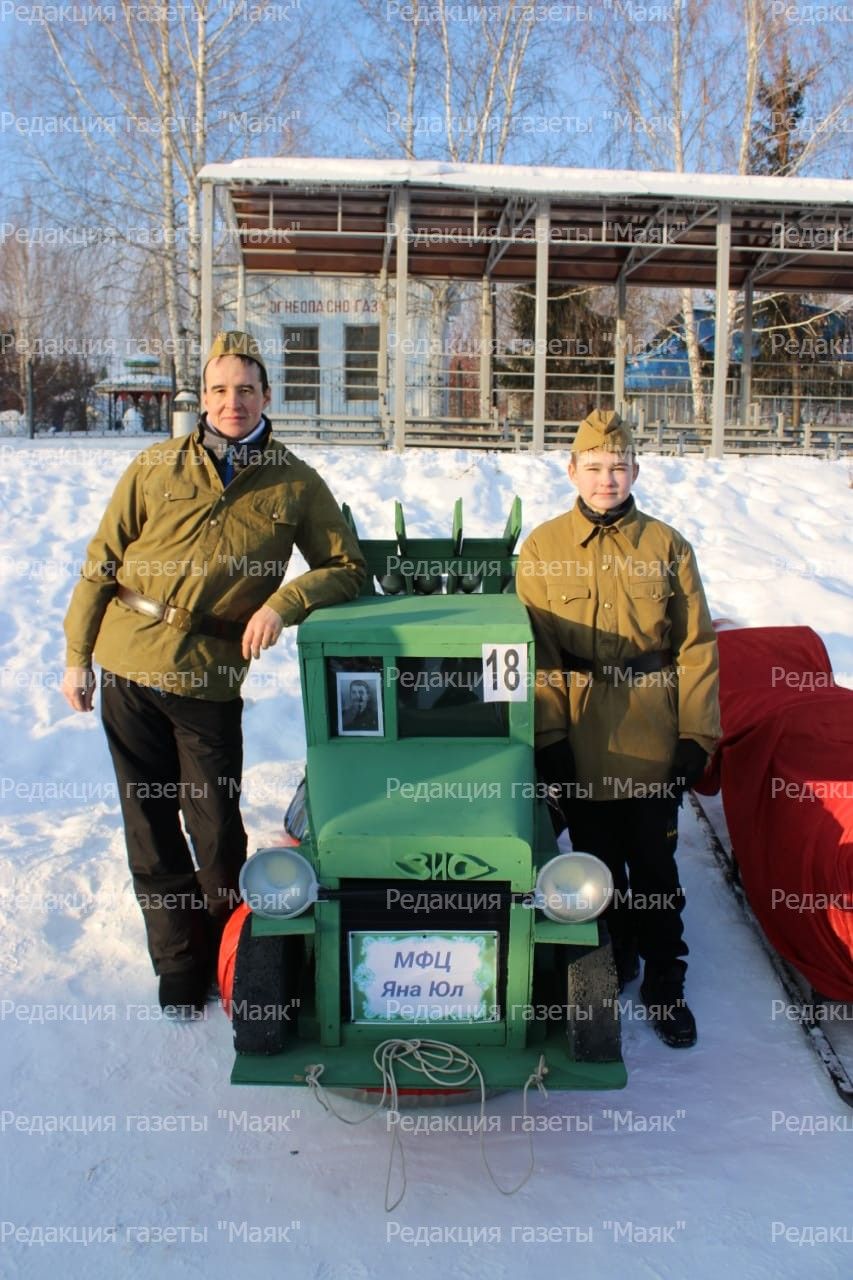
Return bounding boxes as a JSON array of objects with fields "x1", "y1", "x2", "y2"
[{"x1": 93, "y1": 354, "x2": 173, "y2": 433}]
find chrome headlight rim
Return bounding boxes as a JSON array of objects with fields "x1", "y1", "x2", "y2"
[
  {"x1": 533, "y1": 852, "x2": 614, "y2": 924},
  {"x1": 238, "y1": 846, "x2": 319, "y2": 920}
]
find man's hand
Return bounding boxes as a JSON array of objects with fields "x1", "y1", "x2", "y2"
[
  {"x1": 535, "y1": 739, "x2": 576, "y2": 790},
  {"x1": 62, "y1": 666, "x2": 96, "y2": 713},
  {"x1": 241, "y1": 605, "x2": 284, "y2": 661}
]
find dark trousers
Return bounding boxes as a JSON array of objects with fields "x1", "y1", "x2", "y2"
[
  {"x1": 101, "y1": 672, "x2": 247, "y2": 976},
  {"x1": 566, "y1": 798, "x2": 687, "y2": 971}
]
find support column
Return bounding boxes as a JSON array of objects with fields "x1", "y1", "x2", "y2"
[
  {"x1": 740, "y1": 277, "x2": 753, "y2": 427},
  {"x1": 393, "y1": 189, "x2": 410, "y2": 453},
  {"x1": 614, "y1": 273, "x2": 627, "y2": 415},
  {"x1": 200, "y1": 181, "x2": 215, "y2": 369},
  {"x1": 710, "y1": 205, "x2": 732, "y2": 459},
  {"x1": 236, "y1": 261, "x2": 246, "y2": 329},
  {"x1": 479, "y1": 276, "x2": 493, "y2": 420},
  {"x1": 532, "y1": 201, "x2": 550, "y2": 452},
  {"x1": 377, "y1": 263, "x2": 389, "y2": 441}
]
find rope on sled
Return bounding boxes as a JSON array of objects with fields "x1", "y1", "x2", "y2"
[{"x1": 305, "y1": 1040, "x2": 549, "y2": 1211}]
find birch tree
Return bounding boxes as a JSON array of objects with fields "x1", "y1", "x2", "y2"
[
  {"x1": 338, "y1": 1, "x2": 571, "y2": 420},
  {"x1": 588, "y1": 0, "x2": 850, "y2": 422},
  {"x1": 340, "y1": 0, "x2": 563, "y2": 164},
  {"x1": 6, "y1": 1, "x2": 315, "y2": 382}
]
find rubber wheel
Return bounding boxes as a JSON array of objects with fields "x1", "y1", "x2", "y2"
[
  {"x1": 563, "y1": 943, "x2": 622, "y2": 1063},
  {"x1": 231, "y1": 914, "x2": 302, "y2": 1055}
]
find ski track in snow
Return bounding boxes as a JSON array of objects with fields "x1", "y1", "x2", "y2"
[{"x1": 0, "y1": 441, "x2": 851, "y2": 1279}]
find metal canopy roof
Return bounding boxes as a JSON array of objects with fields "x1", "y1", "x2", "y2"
[{"x1": 199, "y1": 157, "x2": 853, "y2": 294}]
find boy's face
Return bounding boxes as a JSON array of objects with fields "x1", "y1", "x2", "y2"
[{"x1": 568, "y1": 449, "x2": 638, "y2": 512}]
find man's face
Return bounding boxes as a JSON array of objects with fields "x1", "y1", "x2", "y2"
[
  {"x1": 568, "y1": 449, "x2": 638, "y2": 512},
  {"x1": 203, "y1": 355, "x2": 270, "y2": 439},
  {"x1": 350, "y1": 683, "x2": 369, "y2": 713}
]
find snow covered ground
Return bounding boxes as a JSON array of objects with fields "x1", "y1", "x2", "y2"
[{"x1": 1, "y1": 439, "x2": 851, "y2": 1280}]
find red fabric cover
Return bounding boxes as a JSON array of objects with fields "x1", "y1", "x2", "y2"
[
  {"x1": 696, "y1": 626, "x2": 853, "y2": 999},
  {"x1": 218, "y1": 902, "x2": 250, "y2": 1017}
]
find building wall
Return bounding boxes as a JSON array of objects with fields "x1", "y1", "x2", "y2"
[{"x1": 223, "y1": 275, "x2": 451, "y2": 421}]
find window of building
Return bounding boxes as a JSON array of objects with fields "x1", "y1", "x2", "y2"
[
  {"x1": 283, "y1": 326, "x2": 320, "y2": 406},
  {"x1": 344, "y1": 325, "x2": 379, "y2": 402}
]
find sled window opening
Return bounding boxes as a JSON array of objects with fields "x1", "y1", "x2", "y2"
[
  {"x1": 326, "y1": 657, "x2": 384, "y2": 738},
  {"x1": 395, "y1": 657, "x2": 508, "y2": 739}
]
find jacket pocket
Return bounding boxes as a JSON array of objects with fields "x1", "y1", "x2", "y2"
[
  {"x1": 246, "y1": 494, "x2": 298, "y2": 574},
  {"x1": 162, "y1": 481, "x2": 197, "y2": 501},
  {"x1": 628, "y1": 579, "x2": 673, "y2": 605},
  {"x1": 627, "y1": 577, "x2": 673, "y2": 648},
  {"x1": 546, "y1": 582, "x2": 592, "y2": 606},
  {"x1": 253, "y1": 494, "x2": 298, "y2": 528}
]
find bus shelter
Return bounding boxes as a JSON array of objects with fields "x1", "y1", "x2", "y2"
[{"x1": 198, "y1": 157, "x2": 853, "y2": 455}]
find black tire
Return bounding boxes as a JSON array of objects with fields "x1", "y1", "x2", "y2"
[
  {"x1": 231, "y1": 914, "x2": 302, "y2": 1055},
  {"x1": 563, "y1": 942, "x2": 622, "y2": 1063}
]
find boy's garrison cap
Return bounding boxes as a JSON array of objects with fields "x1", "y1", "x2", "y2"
[{"x1": 571, "y1": 408, "x2": 635, "y2": 454}]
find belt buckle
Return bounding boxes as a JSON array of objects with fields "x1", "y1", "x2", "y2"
[{"x1": 162, "y1": 603, "x2": 193, "y2": 633}]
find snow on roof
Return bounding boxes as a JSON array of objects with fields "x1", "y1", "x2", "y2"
[{"x1": 198, "y1": 156, "x2": 853, "y2": 207}]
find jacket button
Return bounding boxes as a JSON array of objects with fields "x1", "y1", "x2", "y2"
[
  {"x1": 603, "y1": 602, "x2": 612, "y2": 609},
  {"x1": 210, "y1": 518, "x2": 218, "y2": 527},
  {"x1": 561, "y1": 594, "x2": 567, "y2": 602}
]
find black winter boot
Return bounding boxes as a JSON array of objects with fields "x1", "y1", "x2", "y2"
[
  {"x1": 640, "y1": 959, "x2": 697, "y2": 1048},
  {"x1": 158, "y1": 969, "x2": 207, "y2": 1018}
]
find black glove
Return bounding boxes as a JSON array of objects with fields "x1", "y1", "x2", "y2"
[
  {"x1": 670, "y1": 738, "x2": 708, "y2": 796},
  {"x1": 535, "y1": 740, "x2": 575, "y2": 833}
]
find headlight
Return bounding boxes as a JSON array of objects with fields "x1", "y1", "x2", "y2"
[
  {"x1": 239, "y1": 847, "x2": 318, "y2": 919},
  {"x1": 533, "y1": 853, "x2": 613, "y2": 923}
]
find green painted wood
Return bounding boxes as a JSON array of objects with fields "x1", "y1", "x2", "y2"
[
  {"x1": 231, "y1": 1033, "x2": 627, "y2": 1091},
  {"x1": 229, "y1": 509, "x2": 625, "y2": 1094},
  {"x1": 316, "y1": 897, "x2": 341, "y2": 1047},
  {"x1": 299, "y1": 593, "x2": 532, "y2": 644},
  {"x1": 533, "y1": 920, "x2": 601, "y2": 946}
]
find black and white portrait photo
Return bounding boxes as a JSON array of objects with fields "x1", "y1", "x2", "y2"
[{"x1": 337, "y1": 671, "x2": 383, "y2": 736}]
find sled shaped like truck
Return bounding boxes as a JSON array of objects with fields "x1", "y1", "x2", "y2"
[{"x1": 223, "y1": 501, "x2": 626, "y2": 1094}]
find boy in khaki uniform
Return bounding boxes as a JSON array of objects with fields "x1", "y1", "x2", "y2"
[{"x1": 516, "y1": 409, "x2": 720, "y2": 1047}]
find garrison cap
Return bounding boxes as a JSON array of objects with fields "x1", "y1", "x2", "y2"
[
  {"x1": 204, "y1": 329, "x2": 267, "y2": 380},
  {"x1": 571, "y1": 408, "x2": 635, "y2": 455}
]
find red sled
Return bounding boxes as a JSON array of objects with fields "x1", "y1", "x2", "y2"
[{"x1": 697, "y1": 624, "x2": 853, "y2": 1001}]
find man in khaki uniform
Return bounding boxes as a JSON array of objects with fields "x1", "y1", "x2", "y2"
[
  {"x1": 516, "y1": 409, "x2": 719, "y2": 1047},
  {"x1": 61, "y1": 331, "x2": 365, "y2": 1014}
]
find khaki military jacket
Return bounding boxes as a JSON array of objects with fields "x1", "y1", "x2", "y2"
[
  {"x1": 64, "y1": 425, "x2": 366, "y2": 700},
  {"x1": 516, "y1": 499, "x2": 720, "y2": 800}
]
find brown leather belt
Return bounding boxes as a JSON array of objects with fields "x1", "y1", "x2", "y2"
[
  {"x1": 562, "y1": 649, "x2": 673, "y2": 681},
  {"x1": 116, "y1": 585, "x2": 245, "y2": 642}
]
